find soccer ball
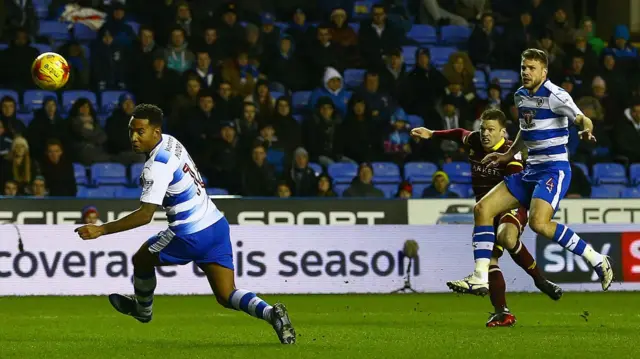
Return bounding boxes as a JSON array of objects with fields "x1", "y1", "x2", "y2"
[{"x1": 31, "y1": 52, "x2": 70, "y2": 90}]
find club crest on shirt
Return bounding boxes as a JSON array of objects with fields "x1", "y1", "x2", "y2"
[
  {"x1": 536, "y1": 98, "x2": 544, "y2": 107},
  {"x1": 521, "y1": 109, "x2": 536, "y2": 129}
]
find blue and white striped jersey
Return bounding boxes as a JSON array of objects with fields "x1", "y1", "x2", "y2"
[
  {"x1": 140, "y1": 134, "x2": 223, "y2": 236},
  {"x1": 514, "y1": 79, "x2": 582, "y2": 175}
]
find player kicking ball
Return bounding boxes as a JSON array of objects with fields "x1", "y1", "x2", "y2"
[
  {"x1": 447, "y1": 48, "x2": 614, "y2": 296},
  {"x1": 75, "y1": 104, "x2": 296, "y2": 344},
  {"x1": 411, "y1": 109, "x2": 562, "y2": 327}
]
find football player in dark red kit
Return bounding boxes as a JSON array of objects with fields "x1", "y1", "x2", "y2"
[{"x1": 411, "y1": 108, "x2": 563, "y2": 327}]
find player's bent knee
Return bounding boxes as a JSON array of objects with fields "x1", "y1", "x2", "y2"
[
  {"x1": 496, "y1": 223, "x2": 518, "y2": 250},
  {"x1": 529, "y1": 220, "x2": 551, "y2": 236},
  {"x1": 473, "y1": 201, "x2": 492, "y2": 221}
]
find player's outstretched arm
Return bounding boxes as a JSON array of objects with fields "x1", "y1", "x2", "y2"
[
  {"x1": 410, "y1": 127, "x2": 471, "y2": 144},
  {"x1": 75, "y1": 203, "x2": 158, "y2": 240},
  {"x1": 575, "y1": 114, "x2": 597, "y2": 142}
]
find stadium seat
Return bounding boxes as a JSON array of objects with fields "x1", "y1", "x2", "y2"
[
  {"x1": 77, "y1": 186, "x2": 117, "y2": 198},
  {"x1": 443, "y1": 161, "x2": 472, "y2": 184},
  {"x1": 130, "y1": 162, "x2": 144, "y2": 185},
  {"x1": 344, "y1": 69, "x2": 366, "y2": 89},
  {"x1": 348, "y1": 22, "x2": 360, "y2": 33},
  {"x1": 270, "y1": 91, "x2": 284, "y2": 101},
  {"x1": 474, "y1": 70, "x2": 487, "y2": 90},
  {"x1": 100, "y1": 91, "x2": 131, "y2": 114},
  {"x1": 115, "y1": 186, "x2": 142, "y2": 199},
  {"x1": 293, "y1": 114, "x2": 304, "y2": 123},
  {"x1": 0, "y1": 89, "x2": 19, "y2": 105},
  {"x1": 0, "y1": 44, "x2": 7, "y2": 51},
  {"x1": 127, "y1": 21, "x2": 140, "y2": 35},
  {"x1": 16, "y1": 112, "x2": 34, "y2": 126},
  {"x1": 276, "y1": 22, "x2": 289, "y2": 31},
  {"x1": 97, "y1": 114, "x2": 108, "y2": 128},
  {"x1": 476, "y1": 89, "x2": 488, "y2": 100},
  {"x1": 591, "y1": 185, "x2": 625, "y2": 198},
  {"x1": 292, "y1": 91, "x2": 311, "y2": 113},
  {"x1": 573, "y1": 163, "x2": 590, "y2": 182},
  {"x1": 440, "y1": 25, "x2": 472, "y2": 45},
  {"x1": 489, "y1": 69, "x2": 520, "y2": 89},
  {"x1": 402, "y1": 46, "x2": 417, "y2": 66},
  {"x1": 73, "y1": 23, "x2": 97, "y2": 41},
  {"x1": 206, "y1": 188, "x2": 229, "y2": 196},
  {"x1": 371, "y1": 162, "x2": 401, "y2": 183},
  {"x1": 375, "y1": 184, "x2": 398, "y2": 198},
  {"x1": 38, "y1": 21, "x2": 69, "y2": 41},
  {"x1": 630, "y1": 164, "x2": 640, "y2": 185},
  {"x1": 23, "y1": 90, "x2": 57, "y2": 111},
  {"x1": 309, "y1": 162, "x2": 323, "y2": 176},
  {"x1": 33, "y1": 43, "x2": 52, "y2": 54},
  {"x1": 449, "y1": 183, "x2": 473, "y2": 198},
  {"x1": 34, "y1": 1, "x2": 48, "y2": 18},
  {"x1": 621, "y1": 186, "x2": 640, "y2": 198},
  {"x1": 328, "y1": 163, "x2": 358, "y2": 183},
  {"x1": 334, "y1": 183, "x2": 349, "y2": 197},
  {"x1": 412, "y1": 183, "x2": 430, "y2": 198},
  {"x1": 353, "y1": 0, "x2": 374, "y2": 19},
  {"x1": 91, "y1": 163, "x2": 127, "y2": 185},
  {"x1": 430, "y1": 47, "x2": 457, "y2": 67},
  {"x1": 62, "y1": 90, "x2": 97, "y2": 112},
  {"x1": 266, "y1": 148, "x2": 285, "y2": 173},
  {"x1": 407, "y1": 115, "x2": 424, "y2": 128},
  {"x1": 73, "y1": 163, "x2": 88, "y2": 185},
  {"x1": 407, "y1": 24, "x2": 437, "y2": 44},
  {"x1": 404, "y1": 162, "x2": 438, "y2": 183},
  {"x1": 592, "y1": 163, "x2": 627, "y2": 185}
]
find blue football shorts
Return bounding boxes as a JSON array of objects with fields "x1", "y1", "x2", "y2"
[
  {"x1": 146, "y1": 217, "x2": 234, "y2": 270},
  {"x1": 504, "y1": 167, "x2": 572, "y2": 213}
]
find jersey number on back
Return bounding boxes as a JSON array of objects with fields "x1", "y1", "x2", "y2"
[{"x1": 183, "y1": 163, "x2": 206, "y2": 195}]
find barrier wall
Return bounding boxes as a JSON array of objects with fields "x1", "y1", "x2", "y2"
[{"x1": 1, "y1": 224, "x2": 638, "y2": 295}]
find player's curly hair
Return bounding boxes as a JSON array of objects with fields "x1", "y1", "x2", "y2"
[
  {"x1": 480, "y1": 108, "x2": 507, "y2": 128},
  {"x1": 132, "y1": 104, "x2": 164, "y2": 127}
]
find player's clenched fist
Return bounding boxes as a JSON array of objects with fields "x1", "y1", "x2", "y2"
[
  {"x1": 410, "y1": 127, "x2": 433, "y2": 140},
  {"x1": 75, "y1": 224, "x2": 105, "y2": 240}
]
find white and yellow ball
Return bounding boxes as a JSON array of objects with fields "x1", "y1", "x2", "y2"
[{"x1": 31, "y1": 52, "x2": 70, "y2": 90}]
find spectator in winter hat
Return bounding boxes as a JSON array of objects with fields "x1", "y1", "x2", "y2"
[
  {"x1": 396, "y1": 180, "x2": 413, "y2": 199},
  {"x1": 421, "y1": 171, "x2": 459, "y2": 198},
  {"x1": 343, "y1": 162, "x2": 384, "y2": 198},
  {"x1": 81, "y1": 205, "x2": 103, "y2": 225},
  {"x1": 316, "y1": 173, "x2": 337, "y2": 197},
  {"x1": 384, "y1": 107, "x2": 412, "y2": 163},
  {"x1": 287, "y1": 147, "x2": 317, "y2": 197},
  {"x1": 309, "y1": 67, "x2": 349, "y2": 117}
]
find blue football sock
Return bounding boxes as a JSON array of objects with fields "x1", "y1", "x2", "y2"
[
  {"x1": 228, "y1": 289, "x2": 273, "y2": 322},
  {"x1": 133, "y1": 268, "x2": 156, "y2": 315},
  {"x1": 473, "y1": 225, "x2": 495, "y2": 281},
  {"x1": 552, "y1": 224, "x2": 603, "y2": 266}
]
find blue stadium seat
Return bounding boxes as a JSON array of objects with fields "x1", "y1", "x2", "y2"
[
  {"x1": 440, "y1": 25, "x2": 472, "y2": 45},
  {"x1": 62, "y1": 90, "x2": 97, "y2": 112},
  {"x1": 334, "y1": 183, "x2": 349, "y2": 197},
  {"x1": 449, "y1": 183, "x2": 473, "y2": 198},
  {"x1": 476, "y1": 89, "x2": 488, "y2": 100},
  {"x1": 443, "y1": 161, "x2": 472, "y2": 184},
  {"x1": 0, "y1": 89, "x2": 19, "y2": 105},
  {"x1": 97, "y1": 114, "x2": 108, "y2": 128},
  {"x1": 38, "y1": 21, "x2": 69, "y2": 41},
  {"x1": 73, "y1": 23, "x2": 97, "y2": 41},
  {"x1": 73, "y1": 163, "x2": 88, "y2": 185},
  {"x1": 474, "y1": 70, "x2": 487, "y2": 89},
  {"x1": 328, "y1": 163, "x2": 358, "y2": 183},
  {"x1": 404, "y1": 162, "x2": 438, "y2": 183},
  {"x1": 16, "y1": 112, "x2": 34, "y2": 126},
  {"x1": 23, "y1": 90, "x2": 57, "y2": 111},
  {"x1": 407, "y1": 24, "x2": 437, "y2": 44},
  {"x1": 630, "y1": 164, "x2": 640, "y2": 185},
  {"x1": 348, "y1": 22, "x2": 360, "y2": 33},
  {"x1": 206, "y1": 188, "x2": 229, "y2": 196},
  {"x1": 34, "y1": 0, "x2": 48, "y2": 18},
  {"x1": 402, "y1": 46, "x2": 417, "y2": 66},
  {"x1": 130, "y1": 162, "x2": 144, "y2": 185},
  {"x1": 309, "y1": 162, "x2": 323, "y2": 176},
  {"x1": 33, "y1": 43, "x2": 52, "y2": 54},
  {"x1": 91, "y1": 163, "x2": 127, "y2": 185},
  {"x1": 127, "y1": 21, "x2": 140, "y2": 35},
  {"x1": 115, "y1": 186, "x2": 142, "y2": 199},
  {"x1": 292, "y1": 91, "x2": 311, "y2": 113},
  {"x1": 0, "y1": 44, "x2": 7, "y2": 51},
  {"x1": 412, "y1": 183, "x2": 430, "y2": 198},
  {"x1": 573, "y1": 163, "x2": 590, "y2": 183},
  {"x1": 622, "y1": 186, "x2": 640, "y2": 198},
  {"x1": 77, "y1": 186, "x2": 117, "y2": 198},
  {"x1": 372, "y1": 162, "x2": 401, "y2": 183},
  {"x1": 276, "y1": 22, "x2": 289, "y2": 31},
  {"x1": 270, "y1": 91, "x2": 284, "y2": 101},
  {"x1": 376, "y1": 184, "x2": 398, "y2": 198},
  {"x1": 101, "y1": 91, "x2": 131, "y2": 114},
  {"x1": 293, "y1": 114, "x2": 304, "y2": 123},
  {"x1": 592, "y1": 163, "x2": 627, "y2": 185},
  {"x1": 430, "y1": 46, "x2": 457, "y2": 67},
  {"x1": 489, "y1": 69, "x2": 520, "y2": 89},
  {"x1": 344, "y1": 69, "x2": 366, "y2": 89},
  {"x1": 266, "y1": 148, "x2": 285, "y2": 173},
  {"x1": 407, "y1": 115, "x2": 424, "y2": 128},
  {"x1": 353, "y1": 0, "x2": 375, "y2": 20},
  {"x1": 591, "y1": 185, "x2": 625, "y2": 198}
]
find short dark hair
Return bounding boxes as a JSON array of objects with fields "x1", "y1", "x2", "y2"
[
  {"x1": 45, "y1": 138, "x2": 63, "y2": 149},
  {"x1": 132, "y1": 104, "x2": 163, "y2": 127},
  {"x1": 480, "y1": 108, "x2": 507, "y2": 128},
  {"x1": 521, "y1": 48, "x2": 548, "y2": 68},
  {"x1": 372, "y1": 4, "x2": 386, "y2": 12}
]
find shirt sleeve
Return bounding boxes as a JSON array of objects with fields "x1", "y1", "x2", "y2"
[
  {"x1": 549, "y1": 90, "x2": 583, "y2": 122},
  {"x1": 506, "y1": 151, "x2": 524, "y2": 175},
  {"x1": 139, "y1": 162, "x2": 172, "y2": 205}
]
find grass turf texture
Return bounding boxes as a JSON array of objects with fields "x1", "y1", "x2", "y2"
[{"x1": 0, "y1": 293, "x2": 637, "y2": 358}]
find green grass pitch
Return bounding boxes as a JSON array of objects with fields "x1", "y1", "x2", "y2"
[{"x1": 1, "y1": 292, "x2": 637, "y2": 358}]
